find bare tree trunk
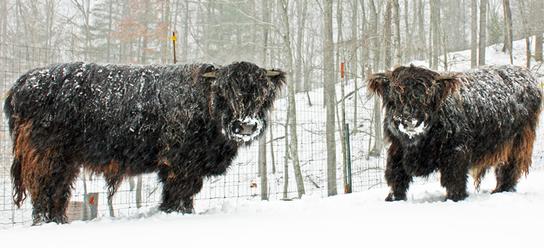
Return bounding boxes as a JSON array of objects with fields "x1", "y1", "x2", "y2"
[
  {"x1": 351, "y1": 0, "x2": 359, "y2": 133},
  {"x1": 159, "y1": 0, "x2": 171, "y2": 63},
  {"x1": 502, "y1": 0, "x2": 513, "y2": 64},
  {"x1": 461, "y1": 0, "x2": 468, "y2": 49},
  {"x1": 335, "y1": 0, "x2": 343, "y2": 95},
  {"x1": 323, "y1": 0, "x2": 337, "y2": 196},
  {"x1": 136, "y1": 175, "x2": 143, "y2": 208},
  {"x1": 478, "y1": 0, "x2": 487, "y2": 66},
  {"x1": 370, "y1": 0, "x2": 391, "y2": 157},
  {"x1": 442, "y1": 18, "x2": 448, "y2": 71},
  {"x1": 536, "y1": 0, "x2": 544, "y2": 62},
  {"x1": 536, "y1": 34, "x2": 543, "y2": 62},
  {"x1": 71, "y1": 0, "x2": 93, "y2": 60},
  {"x1": 0, "y1": 0, "x2": 6, "y2": 44},
  {"x1": 519, "y1": 0, "x2": 531, "y2": 68},
  {"x1": 430, "y1": 0, "x2": 440, "y2": 69},
  {"x1": 258, "y1": 0, "x2": 270, "y2": 201},
  {"x1": 392, "y1": 0, "x2": 401, "y2": 64},
  {"x1": 281, "y1": 0, "x2": 305, "y2": 198},
  {"x1": 106, "y1": 0, "x2": 113, "y2": 62},
  {"x1": 283, "y1": 106, "x2": 290, "y2": 200},
  {"x1": 383, "y1": 0, "x2": 393, "y2": 69},
  {"x1": 139, "y1": 0, "x2": 151, "y2": 64},
  {"x1": 295, "y1": 1, "x2": 308, "y2": 92},
  {"x1": 471, "y1": 0, "x2": 478, "y2": 68},
  {"x1": 269, "y1": 115, "x2": 276, "y2": 174},
  {"x1": 404, "y1": 0, "x2": 412, "y2": 61},
  {"x1": 417, "y1": 0, "x2": 425, "y2": 60},
  {"x1": 43, "y1": 0, "x2": 55, "y2": 63},
  {"x1": 258, "y1": 134, "x2": 268, "y2": 200},
  {"x1": 360, "y1": 0, "x2": 368, "y2": 79},
  {"x1": 303, "y1": 35, "x2": 314, "y2": 92},
  {"x1": 336, "y1": 0, "x2": 349, "y2": 192},
  {"x1": 369, "y1": 0, "x2": 380, "y2": 71},
  {"x1": 182, "y1": 1, "x2": 190, "y2": 62}
]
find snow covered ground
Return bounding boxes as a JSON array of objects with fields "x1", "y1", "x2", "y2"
[{"x1": 1, "y1": 166, "x2": 543, "y2": 248}]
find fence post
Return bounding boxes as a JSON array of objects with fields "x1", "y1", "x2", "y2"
[{"x1": 344, "y1": 123, "x2": 353, "y2": 193}]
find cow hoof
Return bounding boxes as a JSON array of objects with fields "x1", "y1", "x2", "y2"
[
  {"x1": 160, "y1": 205, "x2": 194, "y2": 214},
  {"x1": 181, "y1": 208, "x2": 195, "y2": 215},
  {"x1": 445, "y1": 192, "x2": 468, "y2": 202},
  {"x1": 159, "y1": 205, "x2": 175, "y2": 213},
  {"x1": 491, "y1": 187, "x2": 516, "y2": 194},
  {"x1": 385, "y1": 192, "x2": 407, "y2": 201}
]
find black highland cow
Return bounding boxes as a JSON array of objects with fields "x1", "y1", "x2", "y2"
[
  {"x1": 5, "y1": 61, "x2": 285, "y2": 224},
  {"x1": 368, "y1": 65, "x2": 542, "y2": 201}
]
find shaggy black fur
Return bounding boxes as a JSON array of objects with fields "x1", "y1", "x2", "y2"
[
  {"x1": 368, "y1": 65, "x2": 542, "y2": 202},
  {"x1": 5, "y1": 61, "x2": 285, "y2": 224}
]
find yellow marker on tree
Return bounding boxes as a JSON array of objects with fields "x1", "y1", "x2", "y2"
[{"x1": 172, "y1": 32, "x2": 177, "y2": 64}]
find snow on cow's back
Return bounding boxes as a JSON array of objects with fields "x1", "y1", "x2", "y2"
[
  {"x1": 460, "y1": 65, "x2": 539, "y2": 101},
  {"x1": 446, "y1": 65, "x2": 542, "y2": 128}
]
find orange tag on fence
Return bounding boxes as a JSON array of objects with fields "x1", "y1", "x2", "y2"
[{"x1": 340, "y1": 62, "x2": 345, "y2": 79}]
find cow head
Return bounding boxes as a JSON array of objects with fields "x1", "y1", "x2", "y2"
[
  {"x1": 204, "y1": 61, "x2": 285, "y2": 145},
  {"x1": 368, "y1": 65, "x2": 460, "y2": 144}
]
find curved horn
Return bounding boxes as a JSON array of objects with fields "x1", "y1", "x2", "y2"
[
  {"x1": 266, "y1": 70, "x2": 281, "y2": 77},
  {"x1": 202, "y1": 71, "x2": 217, "y2": 78}
]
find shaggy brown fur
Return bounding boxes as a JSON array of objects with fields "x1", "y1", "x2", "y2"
[{"x1": 13, "y1": 121, "x2": 80, "y2": 223}]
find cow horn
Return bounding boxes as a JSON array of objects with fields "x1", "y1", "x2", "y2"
[
  {"x1": 202, "y1": 71, "x2": 217, "y2": 78},
  {"x1": 266, "y1": 70, "x2": 281, "y2": 77}
]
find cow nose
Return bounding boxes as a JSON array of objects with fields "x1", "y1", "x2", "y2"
[
  {"x1": 402, "y1": 119, "x2": 418, "y2": 129},
  {"x1": 231, "y1": 121, "x2": 242, "y2": 134},
  {"x1": 402, "y1": 107, "x2": 411, "y2": 117},
  {"x1": 231, "y1": 120, "x2": 257, "y2": 135}
]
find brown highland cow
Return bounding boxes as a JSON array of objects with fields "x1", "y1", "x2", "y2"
[
  {"x1": 5, "y1": 61, "x2": 285, "y2": 224},
  {"x1": 368, "y1": 65, "x2": 542, "y2": 201}
]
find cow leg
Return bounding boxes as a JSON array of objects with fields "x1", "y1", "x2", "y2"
[
  {"x1": 439, "y1": 152, "x2": 469, "y2": 201},
  {"x1": 158, "y1": 169, "x2": 204, "y2": 214},
  {"x1": 493, "y1": 126, "x2": 535, "y2": 193},
  {"x1": 25, "y1": 154, "x2": 78, "y2": 224},
  {"x1": 179, "y1": 177, "x2": 203, "y2": 214},
  {"x1": 493, "y1": 161, "x2": 518, "y2": 193},
  {"x1": 24, "y1": 170, "x2": 47, "y2": 224},
  {"x1": 104, "y1": 174, "x2": 123, "y2": 217},
  {"x1": 49, "y1": 164, "x2": 79, "y2": 223},
  {"x1": 385, "y1": 144, "x2": 411, "y2": 201}
]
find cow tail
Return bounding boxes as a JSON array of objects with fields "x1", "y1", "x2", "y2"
[
  {"x1": 5, "y1": 85, "x2": 26, "y2": 207},
  {"x1": 4, "y1": 89, "x2": 15, "y2": 137},
  {"x1": 11, "y1": 157, "x2": 25, "y2": 208}
]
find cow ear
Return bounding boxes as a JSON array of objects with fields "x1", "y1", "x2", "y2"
[
  {"x1": 201, "y1": 64, "x2": 218, "y2": 79},
  {"x1": 202, "y1": 71, "x2": 217, "y2": 78},
  {"x1": 266, "y1": 69, "x2": 286, "y2": 88},
  {"x1": 434, "y1": 73, "x2": 461, "y2": 106},
  {"x1": 367, "y1": 73, "x2": 390, "y2": 98}
]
